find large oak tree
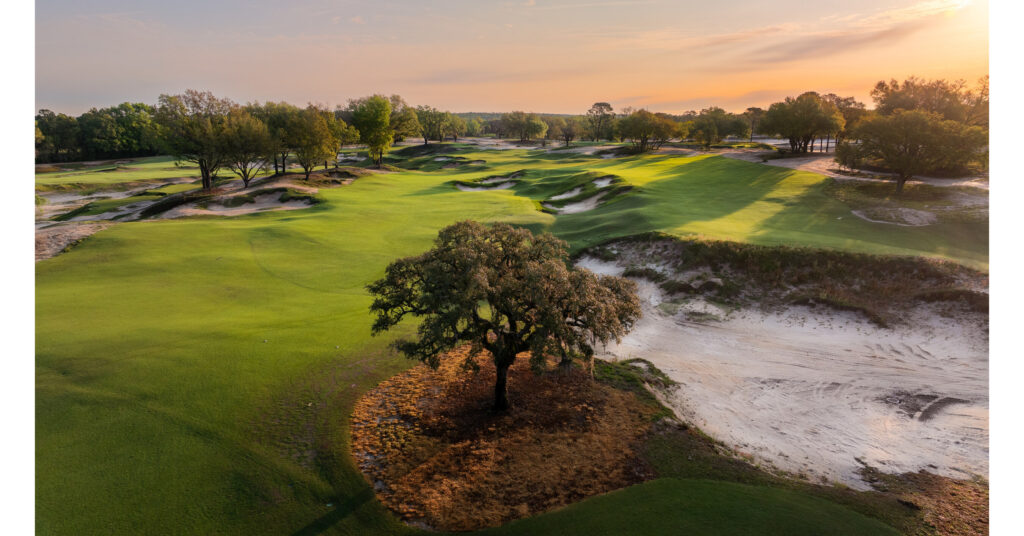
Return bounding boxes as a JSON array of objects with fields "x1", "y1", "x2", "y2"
[{"x1": 368, "y1": 221, "x2": 642, "y2": 411}]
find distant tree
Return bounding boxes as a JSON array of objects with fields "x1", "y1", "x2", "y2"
[
  {"x1": 701, "y1": 107, "x2": 750, "y2": 141},
  {"x1": 248, "y1": 101, "x2": 300, "y2": 174},
  {"x1": 288, "y1": 106, "x2": 339, "y2": 180},
  {"x1": 485, "y1": 116, "x2": 509, "y2": 138},
  {"x1": 586, "y1": 102, "x2": 615, "y2": 141},
  {"x1": 154, "y1": 90, "x2": 235, "y2": 189},
  {"x1": 35, "y1": 109, "x2": 81, "y2": 162},
  {"x1": 503, "y1": 111, "x2": 547, "y2": 142},
  {"x1": 445, "y1": 113, "x2": 467, "y2": 142},
  {"x1": 872, "y1": 77, "x2": 971, "y2": 124},
  {"x1": 759, "y1": 92, "x2": 844, "y2": 154},
  {"x1": 367, "y1": 221, "x2": 642, "y2": 411},
  {"x1": 559, "y1": 116, "x2": 583, "y2": 146},
  {"x1": 415, "y1": 106, "x2": 448, "y2": 144},
  {"x1": 352, "y1": 96, "x2": 393, "y2": 167},
  {"x1": 963, "y1": 75, "x2": 989, "y2": 131},
  {"x1": 850, "y1": 109, "x2": 986, "y2": 194},
  {"x1": 222, "y1": 109, "x2": 273, "y2": 187},
  {"x1": 76, "y1": 108, "x2": 121, "y2": 159},
  {"x1": 388, "y1": 95, "x2": 422, "y2": 142},
  {"x1": 618, "y1": 110, "x2": 679, "y2": 152},
  {"x1": 821, "y1": 94, "x2": 867, "y2": 148},
  {"x1": 689, "y1": 116, "x2": 719, "y2": 150},
  {"x1": 743, "y1": 107, "x2": 765, "y2": 142},
  {"x1": 465, "y1": 117, "x2": 485, "y2": 137},
  {"x1": 541, "y1": 116, "x2": 565, "y2": 147}
]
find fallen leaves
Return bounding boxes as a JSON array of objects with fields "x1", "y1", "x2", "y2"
[{"x1": 350, "y1": 345, "x2": 657, "y2": 531}]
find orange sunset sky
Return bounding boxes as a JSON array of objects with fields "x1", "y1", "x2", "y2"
[{"x1": 35, "y1": 0, "x2": 988, "y2": 114}]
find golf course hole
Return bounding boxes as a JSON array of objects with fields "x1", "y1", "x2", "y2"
[{"x1": 350, "y1": 345, "x2": 658, "y2": 531}]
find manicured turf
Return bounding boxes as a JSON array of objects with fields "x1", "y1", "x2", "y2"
[
  {"x1": 35, "y1": 155, "x2": 273, "y2": 191},
  {"x1": 484, "y1": 479, "x2": 900, "y2": 536},
  {"x1": 35, "y1": 156, "x2": 203, "y2": 189},
  {"x1": 37, "y1": 145, "x2": 986, "y2": 534}
]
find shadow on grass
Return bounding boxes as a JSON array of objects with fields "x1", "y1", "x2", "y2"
[{"x1": 290, "y1": 489, "x2": 375, "y2": 536}]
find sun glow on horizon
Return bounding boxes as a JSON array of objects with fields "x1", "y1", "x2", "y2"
[{"x1": 35, "y1": 0, "x2": 988, "y2": 114}]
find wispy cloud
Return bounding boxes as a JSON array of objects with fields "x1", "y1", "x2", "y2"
[
  {"x1": 350, "y1": 15, "x2": 365, "y2": 25},
  {"x1": 745, "y1": 0, "x2": 970, "y2": 64},
  {"x1": 531, "y1": 0, "x2": 660, "y2": 10}
]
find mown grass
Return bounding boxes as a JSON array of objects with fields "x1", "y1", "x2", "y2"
[
  {"x1": 37, "y1": 143, "x2": 986, "y2": 534},
  {"x1": 35, "y1": 155, "x2": 275, "y2": 191},
  {"x1": 483, "y1": 479, "x2": 899, "y2": 536}
]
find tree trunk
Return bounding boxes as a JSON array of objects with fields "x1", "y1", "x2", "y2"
[
  {"x1": 280, "y1": 152, "x2": 287, "y2": 174},
  {"x1": 273, "y1": 155, "x2": 279, "y2": 174},
  {"x1": 304, "y1": 167, "x2": 311, "y2": 181},
  {"x1": 199, "y1": 161, "x2": 212, "y2": 190},
  {"x1": 493, "y1": 363, "x2": 510, "y2": 411},
  {"x1": 896, "y1": 175, "x2": 908, "y2": 195}
]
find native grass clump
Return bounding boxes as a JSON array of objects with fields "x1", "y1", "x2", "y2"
[{"x1": 368, "y1": 220, "x2": 642, "y2": 411}]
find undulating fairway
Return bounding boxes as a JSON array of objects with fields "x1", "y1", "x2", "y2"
[{"x1": 36, "y1": 146, "x2": 987, "y2": 534}]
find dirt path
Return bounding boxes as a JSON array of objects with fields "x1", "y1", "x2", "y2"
[
  {"x1": 719, "y1": 152, "x2": 990, "y2": 190},
  {"x1": 577, "y1": 256, "x2": 988, "y2": 489}
]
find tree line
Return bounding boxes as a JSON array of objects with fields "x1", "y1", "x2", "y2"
[{"x1": 38, "y1": 75, "x2": 987, "y2": 193}]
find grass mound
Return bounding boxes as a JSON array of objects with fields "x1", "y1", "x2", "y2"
[{"x1": 350, "y1": 346, "x2": 657, "y2": 531}]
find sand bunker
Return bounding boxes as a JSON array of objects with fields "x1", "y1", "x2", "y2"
[
  {"x1": 593, "y1": 177, "x2": 614, "y2": 188},
  {"x1": 576, "y1": 256, "x2": 988, "y2": 489},
  {"x1": 479, "y1": 177, "x2": 514, "y2": 185},
  {"x1": 851, "y1": 208, "x2": 938, "y2": 226},
  {"x1": 36, "y1": 222, "x2": 112, "y2": 261},
  {"x1": 545, "y1": 193, "x2": 606, "y2": 214},
  {"x1": 549, "y1": 187, "x2": 583, "y2": 200},
  {"x1": 161, "y1": 193, "x2": 313, "y2": 219},
  {"x1": 456, "y1": 182, "x2": 514, "y2": 192}
]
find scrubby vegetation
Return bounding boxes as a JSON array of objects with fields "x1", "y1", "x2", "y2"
[{"x1": 584, "y1": 234, "x2": 986, "y2": 326}]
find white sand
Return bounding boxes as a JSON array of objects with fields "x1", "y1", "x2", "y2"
[
  {"x1": 549, "y1": 187, "x2": 583, "y2": 200},
  {"x1": 35, "y1": 222, "x2": 113, "y2": 261},
  {"x1": 593, "y1": 177, "x2": 613, "y2": 188},
  {"x1": 546, "y1": 192, "x2": 606, "y2": 214},
  {"x1": 479, "y1": 177, "x2": 514, "y2": 185},
  {"x1": 851, "y1": 208, "x2": 938, "y2": 226},
  {"x1": 455, "y1": 182, "x2": 515, "y2": 192},
  {"x1": 161, "y1": 193, "x2": 312, "y2": 219},
  {"x1": 576, "y1": 256, "x2": 989, "y2": 488}
]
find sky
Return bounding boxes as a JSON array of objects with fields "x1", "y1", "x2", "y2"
[{"x1": 35, "y1": 0, "x2": 988, "y2": 115}]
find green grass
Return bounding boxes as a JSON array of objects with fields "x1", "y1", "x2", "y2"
[
  {"x1": 37, "y1": 145, "x2": 986, "y2": 534},
  {"x1": 483, "y1": 479, "x2": 899, "y2": 536},
  {"x1": 34, "y1": 155, "x2": 273, "y2": 192}
]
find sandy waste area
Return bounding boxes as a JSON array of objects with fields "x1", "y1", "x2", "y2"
[{"x1": 577, "y1": 256, "x2": 988, "y2": 489}]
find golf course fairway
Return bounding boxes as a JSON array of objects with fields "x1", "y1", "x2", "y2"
[{"x1": 36, "y1": 147, "x2": 986, "y2": 534}]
